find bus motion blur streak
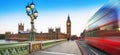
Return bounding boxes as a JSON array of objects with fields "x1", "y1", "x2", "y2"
[{"x1": 83, "y1": 0, "x2": 120, "y2": 55}]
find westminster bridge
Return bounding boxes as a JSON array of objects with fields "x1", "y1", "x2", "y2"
[
  {"x1": 0, "y1": 39, "x2": 111, "y2": 55},
  {"x1": 0, "y1": 39, "x2": 66, "y2": 55}
]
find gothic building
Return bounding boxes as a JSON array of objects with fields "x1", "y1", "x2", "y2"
[
  {"x1": 66, "y1": 15, "x2": 71, "y2": 38},
  {"x1": 5, "y1": 15, "x2": 71, "y2": 41}
]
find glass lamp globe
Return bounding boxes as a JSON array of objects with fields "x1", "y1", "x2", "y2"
[
  {"x1": 26, "y1": 6, "x2": 30, "y2": 12},
  {"x1": 34, "y1": 10, "x2": 38, "y2": 17},
  {"x1": 30, "y1": 2, "x2": 34, "y2": 9}
]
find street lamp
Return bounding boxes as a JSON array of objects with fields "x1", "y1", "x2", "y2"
[{"x1": 26, "y1": 1, "x2": 38, "y2": 41}]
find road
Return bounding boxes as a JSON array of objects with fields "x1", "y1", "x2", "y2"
[
  {"x1": 77, "y1": 40, "x2": 110, "y2": 55},
  {"x1": 29, "y1": 41, "x2": 82, "y2": 55}
]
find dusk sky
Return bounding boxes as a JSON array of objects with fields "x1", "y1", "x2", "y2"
[{"x1": 0, "y1": 0, "x2": 108, "y2": 36}]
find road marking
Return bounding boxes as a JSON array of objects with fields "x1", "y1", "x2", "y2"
[
  {"x1": 40, "y1": 51, "x2": 76, "y2": 55},
  {"x1": 90, "y1": 49, "x2": 99, "y2": 55}
]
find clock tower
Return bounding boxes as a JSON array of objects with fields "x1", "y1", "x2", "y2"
[{"x1": 66, "y1": 15, "x2": 71, "y2": 38}]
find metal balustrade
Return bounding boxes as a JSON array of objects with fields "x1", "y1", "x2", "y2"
[
  {"x1": 0, "y1": 43, "x2": 29, "y2": 55},
  {"x1": 41, "y1": 40, "x2": 62, "y2": 49},
  {"x1": 0, "y1": 39, "x2": 65, "y2": 55}
]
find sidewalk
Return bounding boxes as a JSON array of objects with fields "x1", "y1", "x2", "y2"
[
  {"x1": 29, "y1": 41, "x2": 82, "y2": 55},
  {"x1": 76, "y1": 40, "x2": 109, "y2": 55}
]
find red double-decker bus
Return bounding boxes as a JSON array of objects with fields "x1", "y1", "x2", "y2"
[{"x1": 84, "y1": 0, "x2": 120, "y2": 55}]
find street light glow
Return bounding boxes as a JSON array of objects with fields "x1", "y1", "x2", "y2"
[
  {"x1": 34, "y1": 10, "x2": 38, "y2": 17},
  {"x1": 26, "y1": 6, "x2": 30, "y2": 12},
  {"x1": 30, "y1": 3, "x2": 34, "y2": 10}
]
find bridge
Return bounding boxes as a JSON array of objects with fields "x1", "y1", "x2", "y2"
[
  {"x1": 0, "y1": 39, "x2": 111, "y2": 55},
  {"x1": 0, "y1": 39, "x2": 66, "y2": 55}
]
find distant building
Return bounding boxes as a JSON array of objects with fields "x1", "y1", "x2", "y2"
[
  {"x1": 5, "y1": 15, "x2": 71, "y2": 41},
  {"x1": 66, "y1": 15, "x2": 71, "y2": 38}
]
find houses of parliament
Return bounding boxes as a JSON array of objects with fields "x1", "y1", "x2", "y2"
[{"x1": 5, "y1": 15, "x2": 71, "y2": 41}]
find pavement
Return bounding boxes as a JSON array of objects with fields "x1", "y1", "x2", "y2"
[
  {"x1": 76, "y1": 40, "x2": 110, "y2": 55},
  {"x1": 29, "y1": 41, "x2": 82, "y2": 55}
]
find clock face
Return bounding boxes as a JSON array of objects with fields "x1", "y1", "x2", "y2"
[{"x1": 67, "y1": 23, "x2": 70, "y2": 25}]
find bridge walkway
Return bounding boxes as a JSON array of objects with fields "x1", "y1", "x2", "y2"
[{"x1": 28, "y1": 41, "x2": 82, "y2": 55}]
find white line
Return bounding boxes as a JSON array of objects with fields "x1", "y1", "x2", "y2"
[
  {"x1": 90, "y1": 49, "x2": 99, "y2": 55},
  {"x1": 40, "y1": 51, "x2": 76, "y2": 55}
]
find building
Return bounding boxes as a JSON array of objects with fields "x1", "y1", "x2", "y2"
[
  {"x1": 66, "y1": 15, "x2": 71, "y2": 38},
  {"x1": 5, "y1": 15, "x2": 71, "y2": 41}
]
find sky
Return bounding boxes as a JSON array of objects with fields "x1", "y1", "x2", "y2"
[{"x1": 0, "y1": 0, "x2": 108, "y2": 36}]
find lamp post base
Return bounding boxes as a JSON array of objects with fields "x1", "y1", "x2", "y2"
[
  {"x1": 30, "y1": 31, "x2": 35, "y2": 41},
  {"x1": 29, "y1": 23, "x2": 35, "y2": 41}
]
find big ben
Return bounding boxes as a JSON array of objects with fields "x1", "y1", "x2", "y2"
[{"x1": 66, "y1": 15, "x2": 71, "y2": 38}]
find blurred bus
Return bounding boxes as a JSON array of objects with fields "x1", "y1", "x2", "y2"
[{"x1": 84, "y1": 0, "x2": 120, "y2": 55}]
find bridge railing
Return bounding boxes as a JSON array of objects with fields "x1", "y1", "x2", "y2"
[
  {"x1": 0, "y1": 42, "x2": 29, "y2": 55},
  {"x1": 28, "y1": 41, "x2": 42, "y2": 53},
  {"x1": 28, "y1": 39, "x2": 66, "y2": 53},
  {"x1": 0, "y1": 39, "x2": 66, "y2": 55},
  {"x1": 41, "y1": 39, "x2": 65, "y2": 49}
]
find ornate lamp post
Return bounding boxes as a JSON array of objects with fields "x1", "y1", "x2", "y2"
[{"x1": 26, "y1": 1, "x2": 38, "y2": 41}]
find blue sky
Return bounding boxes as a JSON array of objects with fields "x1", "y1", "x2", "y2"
[{"x1": 0, "y1": 0, "x2": 108, "y2": 36}]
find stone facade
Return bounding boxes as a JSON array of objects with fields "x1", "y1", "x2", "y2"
[
  {"x1": 5, "y1": 27, "x2": 67, "y2": 41},
  {"x1": 5, "y1": 15, "x2": 71, "y2": 41}
]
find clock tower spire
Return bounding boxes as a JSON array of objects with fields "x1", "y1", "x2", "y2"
[{"x1": 66, "y1": 14, "x2": 71, "y2": 38}]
